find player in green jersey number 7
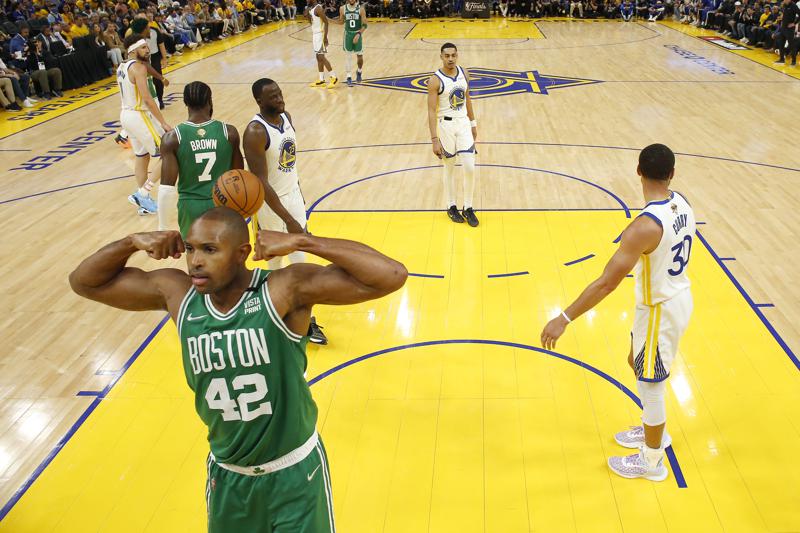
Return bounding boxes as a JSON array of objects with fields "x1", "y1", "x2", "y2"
[
  {"x1": 158, "y1": 81, "x2": 245, "y2": 236},
  {"x1": 68, "y1": 207, "x2": 408, "y2": 532}
]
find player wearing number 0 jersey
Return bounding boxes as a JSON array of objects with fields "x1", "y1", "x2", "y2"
[
  {"x1": 541, "y1": 144, "x2": 694, "y2": 483},
  {"x1": 335, "y1": 0, "x2": 367, "y2": 86},
  {"x1": 69, "y1": 207, "x2": 408, "y2": 532},
  {"x1": 159, "y1": 82, "x2": 244, "y2": 236}
]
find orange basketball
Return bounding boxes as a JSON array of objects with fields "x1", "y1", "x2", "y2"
[{"x1": 212, "y1": 169, "x2": 265, "y2": 218}]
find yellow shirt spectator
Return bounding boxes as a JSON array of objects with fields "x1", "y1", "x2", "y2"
[
  {"x1": 285, "y1": 0, "x2": 295, "y2": 6},
  {"x1": 128, "y1": 0, "x2": 139, "y2": 10},
  {"x1": 70, "y1": 22, "x2": 90, "y2": 38},
  {"x1": 76, "y1": 0, "x2": 84, "y2": 9}
]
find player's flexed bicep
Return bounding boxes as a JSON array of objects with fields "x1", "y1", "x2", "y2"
[
  {"x1": 69, "y1": 231, "x2": 191, "y2": 316},
  {"x1": 254, "y1": 231, "x2": 408, "y2": 334}
]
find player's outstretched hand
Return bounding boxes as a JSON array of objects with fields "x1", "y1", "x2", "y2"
[
  {"x1": 130, "y1": 231, "x2": 185, "y2": 260},
  {"x1": 540, "y1": 314, "x2": 568, "y2": 351},
  {"x1": 254, "y1": 230, "x2": 300, "y2": 261}
]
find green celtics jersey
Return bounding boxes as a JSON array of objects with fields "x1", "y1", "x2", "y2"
[
  {"x1": 343, "y1": 3, "x2": 362, "y2": 33},
  {"x1": 174, "y1": 119, "x2": 233, "y2": 200},
  {"x1": 177, "y1": 269, "x2": 317, "y2": 465}
]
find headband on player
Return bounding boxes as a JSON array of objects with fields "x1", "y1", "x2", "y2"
[{"x1": 127, "y1": 39, "x2": 147, "y2": 55}]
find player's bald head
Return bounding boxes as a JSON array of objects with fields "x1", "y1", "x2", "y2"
[{"x1": 192, "y1": 207, "x2": 249, "y2": 245}]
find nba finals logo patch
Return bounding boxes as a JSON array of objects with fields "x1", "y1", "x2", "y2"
[
  {"x1": 278, "y1": 139, "x2": 296, "y2": 172},
  {"x1": 360, "y1": 67, "x2": 602, "y2": 98}
]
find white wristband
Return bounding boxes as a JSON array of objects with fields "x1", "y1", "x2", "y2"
[
  {"x1": 561, "y1": 311, "x2": 572, "y2": 323},
  {"x1": 470, "y1": 120, "x2": 477, "y2": 127}
]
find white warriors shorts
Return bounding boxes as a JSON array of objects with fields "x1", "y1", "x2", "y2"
[
  {"x1": 437, "y1": 116, "x2": 475, "y2": 158},
  {"x1": 256, "y1": 183, "x2": 307, "y2": 233},
  {"x1": 632, "y1": 288, "x2": 693, "y2": 382},
  {"x1": 312, "y1": 32, "x2": 327, "y2": 54},
  {"x1": 120, "y1": 109, "x2": 165, "y2": 157}
]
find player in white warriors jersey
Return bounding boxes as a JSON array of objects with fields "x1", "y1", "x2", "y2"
[
  {"x1": 427, "y1": 42, "x2": 479, "y2": 227},
  {"x1": 243, "y1": 78, "x2": 328, "y2": 345},
  {"x1": 306, "y1": 0, "x2": 338, "y2": 89},
  {"x1": 118, "y1": 35, "x2": 173, "y2": 216},
  {"x1": 541, "y1": 144, "x2": 695, "y2": 482}
]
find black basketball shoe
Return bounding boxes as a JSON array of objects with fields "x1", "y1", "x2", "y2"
[
  {"x1": 447, "y1": 205, "x2": 465, "y2": 223},
  {"x1": 462, "y1": 207, "x2": 479, "y2": 227}
]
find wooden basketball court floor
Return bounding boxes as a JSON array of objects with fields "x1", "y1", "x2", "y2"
[{"x1": 1, "y1": 16, "x2": 800, "y2": 533}]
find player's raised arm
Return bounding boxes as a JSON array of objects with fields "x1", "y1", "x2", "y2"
[
  {"x1": 427, "y1": 74, "x2": 443, "y2": 158},
  {"x1": 255, "y1": 231, "x2": 408, "y2": 308},
  {"x1": 540, "y1": 216, "x2": 662, "y2": 350},
  {"x1": 69, "y1": 232, "x2": 190, "y2": 313},
  {"x1": 158, "y1": 130, "x2": 180, "y2": 230},
  {"x1": 243, "y1": 121, "x2": 304, "y2": 234},
  {"x1": 226, "y1": 124, "x2": 245, "y2": 170}
]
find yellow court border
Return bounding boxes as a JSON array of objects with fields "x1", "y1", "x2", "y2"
[
  {"x1": 406, "y1": 19, "x2": 545, "y2": 39},
  {"x1": 0, "y1": 20, "x2": 299, "y2": 140},
  {"x1": 1, "y1": 210, "x2": 799, "y2": 532}
]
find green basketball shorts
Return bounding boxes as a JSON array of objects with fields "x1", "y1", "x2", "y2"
[
  {"x1": 343, "y1": 31, "x2": 363, "y2": 53},
  {"x1": 178, "y1": 197, "x2": 216, "y2": 237},
  {"x1": 206, "y1": 435, "x2": 335, "y2": 533}
]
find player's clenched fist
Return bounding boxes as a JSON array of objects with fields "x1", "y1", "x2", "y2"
[
  {"x1": 254, "y1": 230, "x2": 301, "y2": 261},
  {"x1": 130, "y1": 231, "x2": 185, "y2": 260}
]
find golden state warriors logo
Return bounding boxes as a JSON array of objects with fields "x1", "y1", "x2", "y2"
[
  {"x1": 278, "y1": 138, "x2": 296, "y2": 173},
  {"x1": 448, "y1": 87, "x2": 466, "y2": 111},
  {"x1": 360, "y1": 68, "x2": 601, "y2": 98}
]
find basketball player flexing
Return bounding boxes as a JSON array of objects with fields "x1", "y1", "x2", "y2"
[
  {"x1": 306, "y1": 0, "x2": 338, "y2": 88},
  {"x1": 118, "y1": 35, "x2": 172, "y2": 215},
  {"x1": 541, "y1": 144, "x2": 695, "y2": 482},
  {"x1": 333, "y1": 0, "x2": 367, "y2": 87},
  {"x1": 158, "y1": 81, "x2": 244, "y2": 236},
  {"x1": 69, "y1": 207, "x2": 408, "y2": 532},
  {"x1": 243, "y1": 78, "x2": 328, "y2": 345},
  {"x1": 427, "y1": 43, "x2": 479, "y2": 227}
]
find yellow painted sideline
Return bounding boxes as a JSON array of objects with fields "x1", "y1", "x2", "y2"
[{"x1": 0, "y1": 21, "x2": 299, "y2": 140}]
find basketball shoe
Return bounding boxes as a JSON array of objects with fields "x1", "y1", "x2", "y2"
[
  {"x1": 128, "y1": 191, "x2": 158, "y2": 214},
  {"x1": 614, "y1": 426, "x2": 672, "y2": 448},
  {"x1": 608, "y1": 447, "x2": 669, "y2": 481}
]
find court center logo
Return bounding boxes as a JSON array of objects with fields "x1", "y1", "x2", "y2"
[
  {"x1": 278, "y1": 138, "x2": 296, "y2": 172},
  {"x1": 360, "y1": 67, "x2": 602, "y2": 98}
]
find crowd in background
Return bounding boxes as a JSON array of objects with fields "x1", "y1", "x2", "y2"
[{"x1": 0, "y1": 0, "x2": 796, "y2": 111}]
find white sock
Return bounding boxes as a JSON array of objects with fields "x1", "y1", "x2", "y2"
[
  {"x1": 357, "y1": 67, "x2": 362, "y2": 73},
  {"x1": 345, "y1": 54, "x2": 352, "y2": 79},
  {"x1": 460, "y1": 151, "x2": 476, "y2": 209},
  {"x1": 443, "y1": 156, "x2": 456, "y2": 208},
  {"x1": 642, "y1": 445, "x2": 664, "y2": 470},
  {"x1": 318, "y1": 72, "x2": 324, "y2": 81},
  {"x1": 138, "y1": 179, "x2": 155, "y2": 197},
  {"x1": 329, "y1": 71, "x2": 336, "y2": 79}
]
